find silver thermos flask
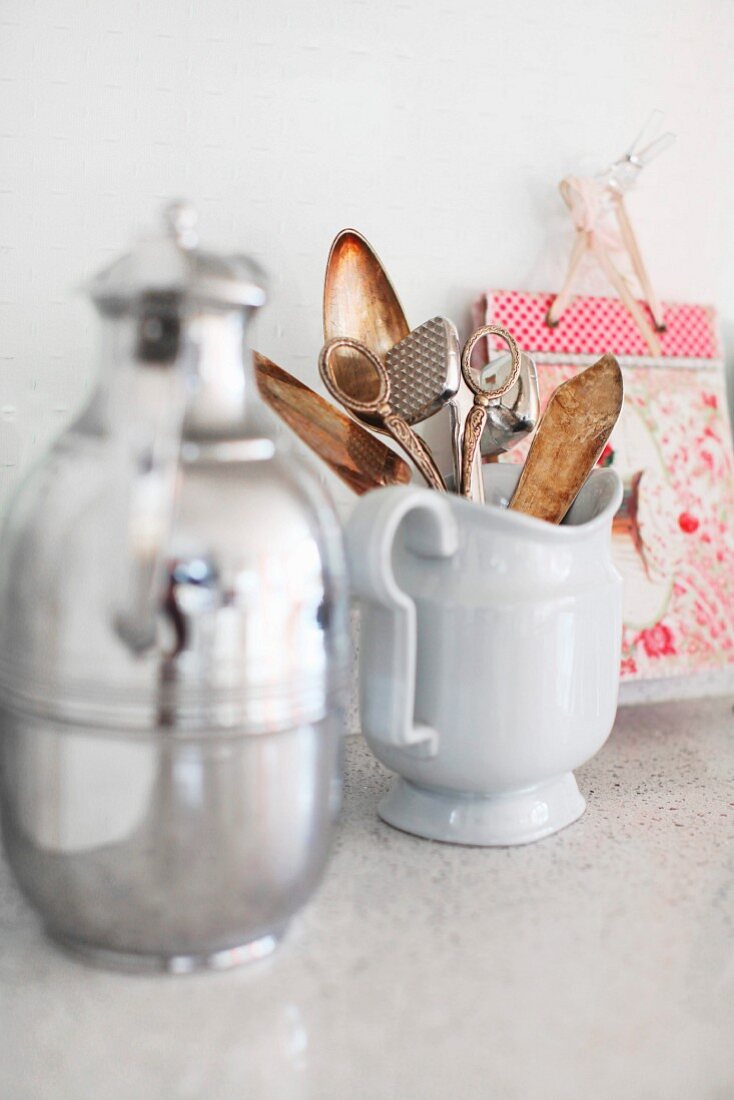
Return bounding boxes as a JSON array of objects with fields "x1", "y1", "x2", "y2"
[{"x1": 0, "y1": 202, "x2": 349, "y2": 971}]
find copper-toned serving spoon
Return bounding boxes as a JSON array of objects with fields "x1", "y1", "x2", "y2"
[
  {"x1": 323, "y1": 228, "x2": 411, "y2": 428},
  {"x1": 508, "y1": 353, "x2": 624, "y2": 524},
  {"x1": 255, "y1": 352, "x2": 411, "y2": 495}
]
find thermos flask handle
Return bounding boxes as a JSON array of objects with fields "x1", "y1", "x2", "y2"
[
  {"x1": 345, "y1": 487, "x2": 458, "y2": 757},
  {"x1": 114, "y1": 293, "x2": 190, "y2": 654}
]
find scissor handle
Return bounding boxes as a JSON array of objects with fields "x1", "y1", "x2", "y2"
[
  {"x1": 319, "y1": 337, "x2": 389, "y2": 414},
  {"x1": 461, "y1": 325, "x2": 521, "y2": 402}
]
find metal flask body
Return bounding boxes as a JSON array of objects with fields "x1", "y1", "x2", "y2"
[{"x1": 0, "y1": 205, "x2": 349, "y2": 972}]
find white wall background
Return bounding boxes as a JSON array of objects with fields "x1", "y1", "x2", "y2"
[{"x1": 2, "y1": 0, "x2": 734, "y2": 512}]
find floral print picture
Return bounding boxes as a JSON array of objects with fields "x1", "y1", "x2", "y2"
[{"x1": 476, "y1": 291, "x2": 734, "y2": 682}]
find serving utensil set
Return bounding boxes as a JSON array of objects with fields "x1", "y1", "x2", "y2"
[
  {"x1": 320, "y1": 228, "x2": 542, "y2": 505},
  {"x1": 261, "y1": 226, "x2": 623, "y2": 524}
]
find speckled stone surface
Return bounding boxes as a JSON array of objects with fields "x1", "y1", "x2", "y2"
[{"x1": 1, "y1": 697, "x2": 733, "y2": 1099}]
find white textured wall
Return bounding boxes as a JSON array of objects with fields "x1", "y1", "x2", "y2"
[{"x1": 2, "y1": 0, "x2": 734, "y2": 512}]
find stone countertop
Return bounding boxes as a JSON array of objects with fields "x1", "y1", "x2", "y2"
[{"x1": 1, "y1": 696, "x2": 733, "y2": 1099}]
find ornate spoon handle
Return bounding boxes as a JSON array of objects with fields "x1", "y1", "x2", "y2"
[
  {"x1": 460, "y1": 400, "x2": 488, "y2": 498},
  {"x1": 383, "y1": 411, "x2": 447, "y2": 492}
]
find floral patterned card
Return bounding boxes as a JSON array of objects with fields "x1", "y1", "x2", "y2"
[{"x1": 474, "y1": 290, "x2": 734, "y2": 683}]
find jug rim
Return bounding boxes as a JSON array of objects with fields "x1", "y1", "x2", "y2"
[{"x1": 455, "y1": 465, "x2": 623, "y2": 541}]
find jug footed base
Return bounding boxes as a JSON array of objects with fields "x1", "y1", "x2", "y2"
[
  {"x1": 47, "y1": 926, "x2": 285, "y2": 974},
  {"x1": 378, "y1": 773, "x2": 586, "y2": 847}
]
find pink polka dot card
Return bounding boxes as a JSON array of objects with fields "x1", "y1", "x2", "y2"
[{"x1": 473, "y1": 290, "x2": 734, "y2": 684}]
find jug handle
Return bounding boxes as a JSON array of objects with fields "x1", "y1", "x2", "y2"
[{"x1": 345, "y1": 487, "x2": 458, "y2": 757}]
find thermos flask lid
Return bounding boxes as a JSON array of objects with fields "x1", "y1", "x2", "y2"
[{"x1": 88, "y1": 200, "x2": 268, "y2": 316}]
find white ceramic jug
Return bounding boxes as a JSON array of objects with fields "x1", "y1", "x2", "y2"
[{"x1": 345, "y1": 464, "x2": 623, "y2": 846}]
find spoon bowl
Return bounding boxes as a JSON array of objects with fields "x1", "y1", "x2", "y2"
[{"x1": 323, "y1": 229, "x2": 410, "y2": 428}]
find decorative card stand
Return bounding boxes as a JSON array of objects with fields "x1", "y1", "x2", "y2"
[
  {"x1": 473, "y1": 289, "x2": 734, "y2": 700},
  {"x1": 546, "y1": 111, "x2": 675, "y2": 357}
]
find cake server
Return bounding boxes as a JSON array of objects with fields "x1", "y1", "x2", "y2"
[
  {"x1": 255, "y1": 352, "x2": 412, "y2": 494},
  {"x1": 509, "y1": 353, "x2": 624, "y2": 523}
]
